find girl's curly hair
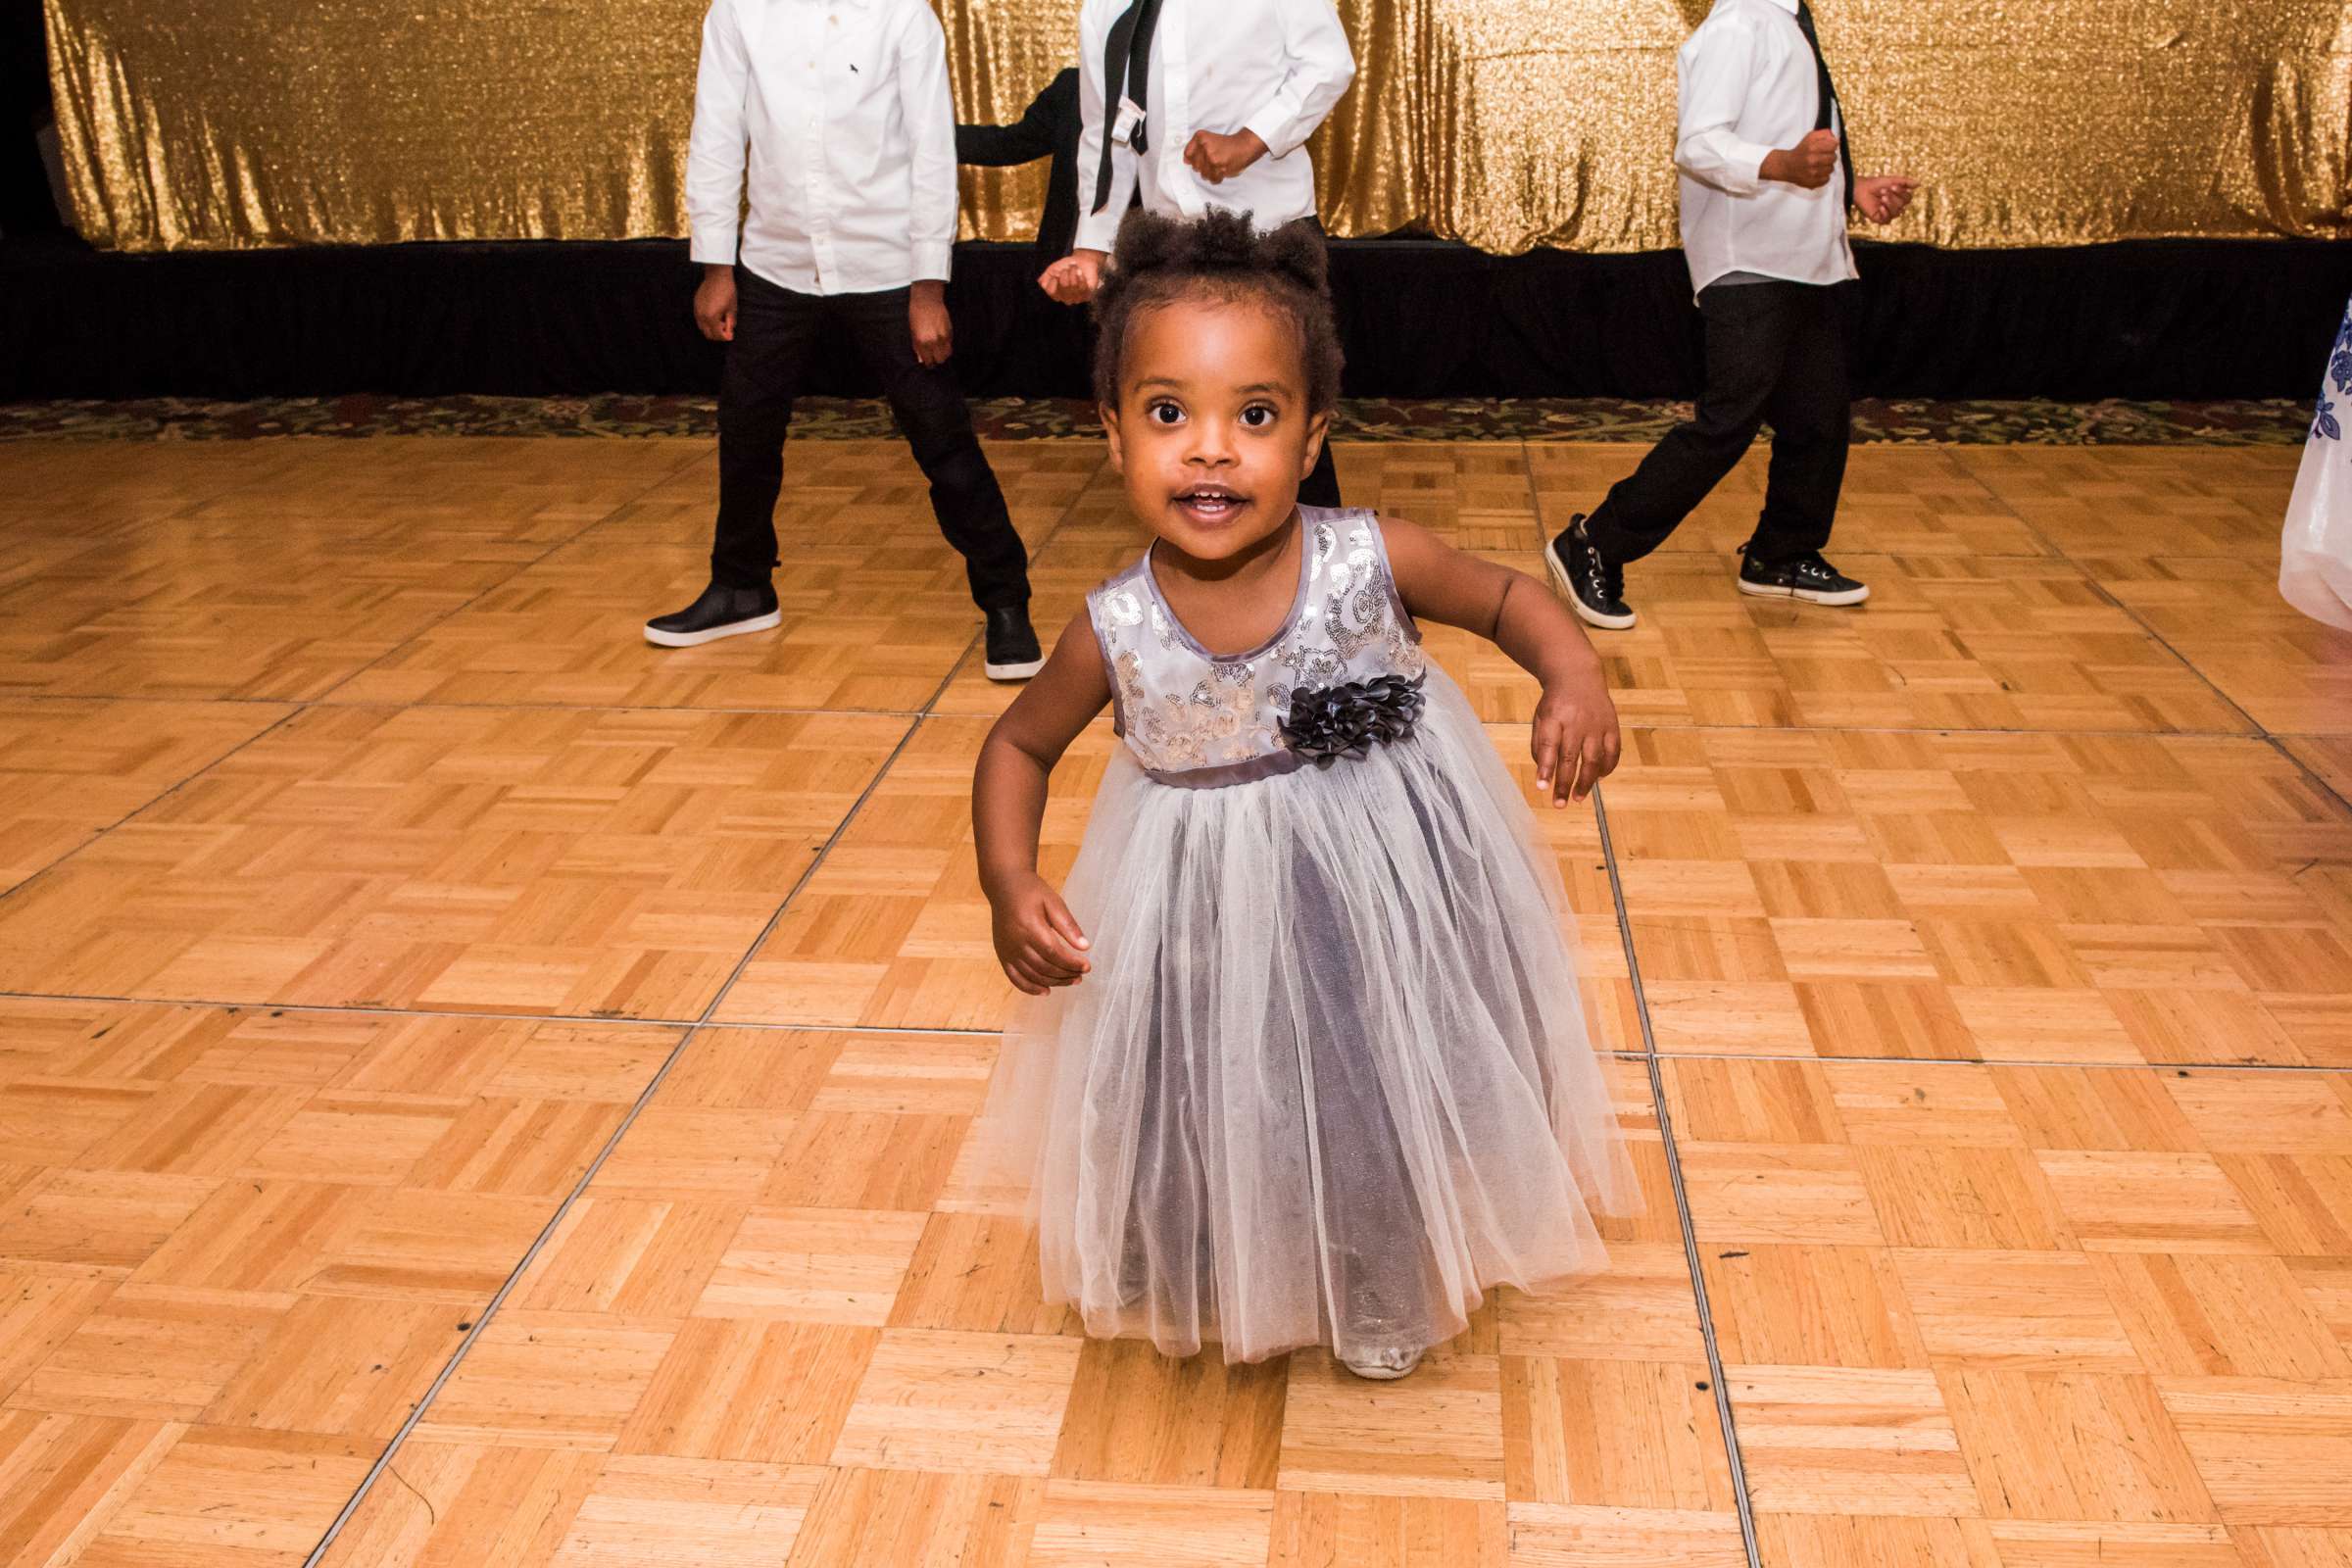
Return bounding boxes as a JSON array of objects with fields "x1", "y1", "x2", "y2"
[{"x1": 1091, "y1": 208, "x2": 1345, "y2": 416}]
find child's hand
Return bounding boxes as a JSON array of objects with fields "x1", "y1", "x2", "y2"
[
  {"x1": 1854, "y1": 175, "x2": 1918, "y2": 224},
  {"x1": 1531, "y1": 668, "x2": 1622, "y2": 809},
  {"x1": 1183, "y1": 129, "x2": 1269, "y2": 184},
  {"x1": 1039, "y1": 250, "x2": 1105, "y2": 305},
  {"x1": 694, "y1": 268, "x2": 737, "y2": 343},
  {"x1": 990, "y1": 872, "x2": 1093, "y2": 996},
  {"x1": 908, "y1": 281, "x2": 954, "y2": 368},
  {"x1": 1761, "y1": 129, "x2": 1840, "y2": 190}
]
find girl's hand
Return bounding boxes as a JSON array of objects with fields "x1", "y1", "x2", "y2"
[
  {"x1": 1532, "y1": 666, "x2": 1622, "y2": 808},
  {"x1": 990, "y1": 871, "x2": 1093, "y2": 995}
]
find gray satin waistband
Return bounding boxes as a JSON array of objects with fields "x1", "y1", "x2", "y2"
[{"x1": 1146, "y1": 750, "x2": 1309, "y2": 790}]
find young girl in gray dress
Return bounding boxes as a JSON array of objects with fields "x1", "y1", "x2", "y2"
[{"x1": 972, "y1": 212, "x2": 1636, "y2": 1379}]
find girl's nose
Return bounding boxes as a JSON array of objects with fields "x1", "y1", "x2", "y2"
[{"x1": 1187, "y1": 419, "x2": 1239, "y2": 466}]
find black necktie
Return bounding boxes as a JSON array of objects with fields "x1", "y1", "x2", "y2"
[
  {"x1": 1792, "y1": 1, "x2": 1857, "y2": 209},
  {"x1": 1093, "y1": 0, "x2": 1167, "y2": 215}
]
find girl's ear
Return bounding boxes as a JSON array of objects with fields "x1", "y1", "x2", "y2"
[
  {"x1": 1101, "y1": 402, "x2": 1127, "y2": 472},
  {"x1": 1298, "y1": 410, "x2": 1331, "y2": 481}
]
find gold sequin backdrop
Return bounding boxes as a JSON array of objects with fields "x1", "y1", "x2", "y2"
[{"x1": 43, "y1": 0, "x2": 2352, "y2": 254}]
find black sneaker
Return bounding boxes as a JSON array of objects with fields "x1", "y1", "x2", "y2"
[
  {"x1": 1544, "y1": 514, "x2": 1637, "y2": 630},
  {"x1": 983, "y1": 604, "x2": 1045, "y2": 681},
  {"x1": 1736, "y1": 547, "x2": 1870, "y2": 607},
  {"x1": 643, "y1": 581, "x2": 782, "y2": 648}
]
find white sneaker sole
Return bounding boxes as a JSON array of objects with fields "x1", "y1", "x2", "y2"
[
  {"x1": 1736, "y1": 577, "x2": 1871, "y2": 608},
  {"x1": 1542, "y1": 538, "x2": 1638, "y2": 631},
  {"x1": 643, "y1": 611, "x2": 782, "y2": 648},
  {"x1": 983, "y1": 657, "x2": 1045, "y2": 682}
]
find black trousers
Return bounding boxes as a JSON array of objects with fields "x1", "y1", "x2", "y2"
[
  {"x1": 712, "y1": 268, "x2": 1031, "y2": 610},
  {"x1": 1583, "y1": 279, "x2": 1851, "y2": 566}
]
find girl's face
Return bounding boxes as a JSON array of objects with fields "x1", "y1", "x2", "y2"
[{"x1": 1102, "y1": 293, "x2": 1331, "y2": 564}]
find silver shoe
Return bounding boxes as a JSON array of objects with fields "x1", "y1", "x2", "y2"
[{"x1": 1340, "y1": 1346, "x2": 1425, "y2": 1381}]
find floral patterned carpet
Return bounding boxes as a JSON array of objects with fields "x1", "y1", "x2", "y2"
[{"x1": 0, "y1": 394, "x2": 2315, "y2": 445}]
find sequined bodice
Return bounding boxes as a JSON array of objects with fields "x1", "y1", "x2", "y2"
[{"x1": 1087, "y1": 509, "x2": 1428, "y2": 787}]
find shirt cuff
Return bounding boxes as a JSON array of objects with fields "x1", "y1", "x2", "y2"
[
  {"x1": 1241, "y1": 107, "x2": 1302, "y2": 163},
  {"x1": 1073, "y1": 211, "x2": 1121, "y2": 254},
  {"x1": 1721, "y1": 137, "x2": 1775, "y2": 195},
  {"x1": 689, "y1": 227, "x2": 739, "y2": 267},
  {"x1": 911, "y1": 241, "x2": 955, "y2": 282}
]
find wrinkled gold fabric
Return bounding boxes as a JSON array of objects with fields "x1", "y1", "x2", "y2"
[{"x1": 45, "y1": 0, "x2": 2352, "y2": 254}]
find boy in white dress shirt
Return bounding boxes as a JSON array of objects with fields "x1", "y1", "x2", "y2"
[
  {"x1": 648, "y1": 0, "x2": 1044, "y2": 681},
  {"x1": 1041, "y1": 0, "x2": 1355, "y2": 507},
  {"x1": 1544, "y1": 0, "x2": 1916, "y2": 631}
]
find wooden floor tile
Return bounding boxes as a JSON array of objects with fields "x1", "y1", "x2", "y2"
[
  {"x1": 1701, "y1": 1245, "x2": 1925, "y2": 1368},
  {"x1": 2160, "y1": 1378, "x2": 2352, "y2": 1526},
  {"x1": 1501, "y1": 1354, "x2": 1736, "y2": 1510},
  {"x1": 1505, "y1": 1502, "x2": 1751, "y2": 1566},
  {"x1": 1265, "y1": 1492, "x2": 1503, "y2": 1568},
  {"x1": 1755, "y1": 1513, "x2": 2004, "y2": 1567},
  {"x1": 1940, "y1": 1366, "x2": 2216, "y2": 1522},
  {"x1": 1278, "y1": 1349, "x2": 1506, "y2": 1500},
  {"x1": 1725, "y1": 1364, "x2": 1979, "y2": 1517},
  {"x1": 1050, "y1": 1337, "x2": 1285, "y2": 1488},
  {"x1": 1888, "y1": 1249, "x2": 2140, "y2": 1372},
  {"x1": 694, "y1": 1206, "x2": 929, "y2": 1324},
  {"x1": 548, "y1": 1456, "x2": 827, "y2": 1568},
  {"x1": 61, "y1": 1423, "x2": 375, "y2": 1568},
  {"x1": 414, "y1": 1310, "x2": 680, "y2": 1451},
  {"x1": 1025, "y1": 1479, "x2": 1277, "y2": 1566},
  {"x1": 783, "y1": 1467, "x2": 1041, "y2": 1567},
  {"x1": 0, "y1": 705, "x2": 906, "y2": 1016},
  {"x1": 829, "y1": 1327, "x2": 1083, "y2": 1477},
  {"x1": 1495, "y1": 1243, "x2": 1706, "y2": 1362},
  {"x1": 614, "y1": 1317, "x2": 876, "y2": 1463},
  {"x1": 316, "y1": 1440, "x2": 603, "y2": 1567},
  {"x1": 0, "y1": 1408, "x2": 186, "y2": 1568}
]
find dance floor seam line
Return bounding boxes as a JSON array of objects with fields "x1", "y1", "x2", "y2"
[
  {"x1": 1560, "y1": 446, "x2": 1767, "y2": 1568},
  {"x1": 1598, "y1": 783, "x2": 1765, "y2": 1568},
  {"x1": 294, "y1": 449, "x2": 1110, "y2": 1568},
  {"x1": 0, "y1": 704, "x2": 305, "y2": 906}
]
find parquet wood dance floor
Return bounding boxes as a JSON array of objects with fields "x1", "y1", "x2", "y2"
[{"x1": 2, "y1": 432, "x2": 2349, "y2": 1567}]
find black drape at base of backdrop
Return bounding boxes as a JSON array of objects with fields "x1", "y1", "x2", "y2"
[{"x1": 4, "y1": 234, "x2": 2348, "y2": 403}]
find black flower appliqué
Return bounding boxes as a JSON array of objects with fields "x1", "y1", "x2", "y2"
[{"x1": 1279, "y1": 674, "x2": 1428, "y2": 764}]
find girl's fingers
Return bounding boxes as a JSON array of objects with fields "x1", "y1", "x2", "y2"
[
  {"x1": 1532, "y1": 725, "x2": 1559, "y2": 792},
  {"x1": 1575, "y1": 734, "x2": 1603, "y2": 801},
  {"x1": 1041, "y1": 897, "x2": 1093, "y2": 966},
  {"x1": 1022, "y1": 942, "x2": 1084, "y2": 983}
]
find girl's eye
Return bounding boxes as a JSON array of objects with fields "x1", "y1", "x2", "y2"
[
  {"x1": 1148, "y1": 401, "x2": 1184, "y2": 426},
  {"x1": 1241, "y1": 404, "x2": 1277, "y2": 428}
]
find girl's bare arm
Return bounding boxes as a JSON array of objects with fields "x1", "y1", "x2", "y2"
[
  {"x1": 973, "y1": 609, "x2": 1115, "y2": 993},
  {"x1": 1381, "y1": 515, "x2": 1623, "y2": 807}
]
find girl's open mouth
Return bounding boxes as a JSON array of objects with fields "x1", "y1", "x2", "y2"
[{"x1": 1174, "y1": 486, "x2": 1250, "y2": 525}]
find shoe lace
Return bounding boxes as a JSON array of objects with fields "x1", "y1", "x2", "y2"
[{"x1": 1588, "y1": 543, "x2": 1625, "y2": 602}]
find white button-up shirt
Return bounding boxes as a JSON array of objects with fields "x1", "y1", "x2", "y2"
[
  {"x1": 686, "y1": 0, "x2": 958, "y2": 294},
  {"x1": 1073, "y1": 0, "x2": 1356, "y2": 254},
  {"x1": 1674, "y1": 0, "x2": 1858, "y2": 296}
]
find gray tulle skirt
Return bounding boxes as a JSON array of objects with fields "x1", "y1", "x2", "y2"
[{"x1": 974, "y1": 668, "x2": 1638, "y2": 1365}]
